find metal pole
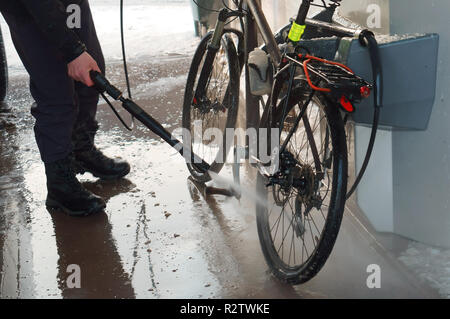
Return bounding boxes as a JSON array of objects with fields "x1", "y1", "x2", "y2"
[
  {"x1": 0, "y1": 25, "x2": 8, "y2": 103},
  {"x1": 244, "y1": 0, "x2": 260, "y2": 147},
  {"x1": 246, "y1": 0, "x2": 282, "y2": 66}
]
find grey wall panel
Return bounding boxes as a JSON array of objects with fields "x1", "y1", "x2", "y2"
[
  {"x1": 347, "y1": 34, "x2": 439, "y2": 130},
  {"x1": 390, "y1": 0, "x2": 450, "y2": 247}
]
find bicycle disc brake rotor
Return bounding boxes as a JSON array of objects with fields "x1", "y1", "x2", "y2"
[
  {"x1": 297, "y1": 164, "x2": 315, "y2": 203},
  {"x1": 272, "y1": 183, "x2": 290, "y2": 207},
  {"x1": 294, "y1": 195, "x2": 306, "y2": 238}
]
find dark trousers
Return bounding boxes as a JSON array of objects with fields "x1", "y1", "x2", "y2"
[{"x1": 2, "y1": 0, "x2": 105, "y2": 163}]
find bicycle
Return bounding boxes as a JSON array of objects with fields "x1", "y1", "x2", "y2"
[{"x1": 183, "y1": 0, "x2": 378, "y2": 284}]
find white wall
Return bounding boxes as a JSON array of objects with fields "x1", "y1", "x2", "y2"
[
  {"x1": 390, "y1": 0, "x2": 450, "y2": 248},
  {"x1": 260, "y1": 0, "x2": 389, "y2": 33}
]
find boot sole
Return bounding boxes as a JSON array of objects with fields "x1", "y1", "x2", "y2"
[
  {"x1": 77, "y1": 165, "x2": 131, "y2": 181},
  {"x1": 46, "y1": 197, "x2": 106, "y2": 217}
]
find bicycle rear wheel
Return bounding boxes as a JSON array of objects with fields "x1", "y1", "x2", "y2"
[
  {"x1": 182, "y1": 31, "x2": 240, "y2": 183},
  {"x1": 256, "y1": 80, "x2": 348, "y2": 284}
]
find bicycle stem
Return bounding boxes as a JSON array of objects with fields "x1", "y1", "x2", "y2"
[
  {"x1": 295, "y1": 0, "x2": 312, "y2": 26},
  {"x1": 90, "y1": 71, "x2": 211, "y2": 174}
]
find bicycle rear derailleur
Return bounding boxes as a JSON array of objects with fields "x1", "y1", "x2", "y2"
[{"x1": 266, "y1": 151, "x2": 323, "y2": 211}]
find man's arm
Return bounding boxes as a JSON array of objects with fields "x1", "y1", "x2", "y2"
[
  {"x1": 20, "y1": 0, "x2": 86, "y2": 63},
  {"x1": 20, "y1": 0, "x2": 100, "y2": 86}
]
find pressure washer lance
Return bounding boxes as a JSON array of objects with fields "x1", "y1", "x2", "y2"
[
  {"x1": 89, "y1": 71, "x2": 210, "y2": 175},
  {"x1": 90, "y1": 71, "x2": 241, "y2": 198}
]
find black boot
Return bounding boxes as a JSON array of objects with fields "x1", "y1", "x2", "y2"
[
  {"x1": 72, "y1": 121, "x2": 130, "y2": 180},
  {"x1": 45, "y1": 156, "x2": 106, "y2": 216},
  {"x1": 74, "y1": 146, "x2": 131, "y2": 180}
]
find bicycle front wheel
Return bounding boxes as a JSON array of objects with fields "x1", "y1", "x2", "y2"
[
  {"x1": 256, "y1": 82, "x2": 348, "y2": 285},
  {"x1": 182, "y1": 31, "x2": 240, "y2": 183}
]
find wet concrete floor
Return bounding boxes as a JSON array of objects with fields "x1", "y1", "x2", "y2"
[{"x1": 0, "y1": 53, "x2": 442, "y2": 299}]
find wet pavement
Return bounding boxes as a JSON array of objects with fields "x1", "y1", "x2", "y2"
[
  {"x1": 0, "y1": 54, "x2": 443, "y2": 299},
  {"x1": 0, "y1": 2, "x2": 444, "y2": 299}
]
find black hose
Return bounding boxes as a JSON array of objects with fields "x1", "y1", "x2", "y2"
[
  {"x1": 118, "y1": 0, "x2": 135, "y2": 129},
  {"x1": 120, "y1": 0, "x2": 132, "y2": 100},
  {"x1": 101, "y1": 92, "x2": 133, "y2": 131},
  {"x1": 346, "y1": 30, "x2": 383, "y2": 200},
  {"x1": 97, "y1": 0, "x2": 134, "y2": 131}
]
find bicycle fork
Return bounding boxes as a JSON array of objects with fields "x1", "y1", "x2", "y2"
[{"x1": 194, "y1": 8, "x2": 243, "y2": 102}]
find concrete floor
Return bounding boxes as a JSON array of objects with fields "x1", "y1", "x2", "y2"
[
  {"x1": 0, "y1": 0, "x2": 445, "y2": 299},
  {"x1": 0, "y1": 53, "x2": 442, "y2": 298}
]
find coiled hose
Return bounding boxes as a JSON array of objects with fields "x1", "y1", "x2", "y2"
[{"x1": 346, "y1": 30, "x2": 383, "y2": 199}]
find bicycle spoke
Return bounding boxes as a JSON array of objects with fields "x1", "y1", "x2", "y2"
[
  {"x1": 188, "y1": 38, "x2": 233, "y2": 167},
  {"x1": 270, "y1": 202, "x2": 286, "y2": 239},
  {"x1": 277, "y1": 199, "x2": 296, "y2": 256}
]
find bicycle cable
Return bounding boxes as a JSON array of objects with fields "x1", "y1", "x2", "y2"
[{"x1": 310, "y1": 0, "x2": 342, "y2": 9}]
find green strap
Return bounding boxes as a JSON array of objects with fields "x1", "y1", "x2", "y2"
[{"x1": 288, "y1": 22, "x2": 306, "y2": 42}]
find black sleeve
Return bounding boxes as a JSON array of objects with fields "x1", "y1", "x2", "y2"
[{"x1": 19, "y1": 0, "x2": 87, "y2": 63}]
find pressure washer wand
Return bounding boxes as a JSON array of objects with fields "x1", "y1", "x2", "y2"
[{"x1": 90, "y1": 71, "x2": 211, "y2": 174}]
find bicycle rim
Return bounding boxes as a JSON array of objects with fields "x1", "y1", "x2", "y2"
[
  {"x1": 256, "y1": 88, "x2": 348, "y2": 284},
  {"x1": 182, "y1": 32, "x2": 239, "y2": 183}
]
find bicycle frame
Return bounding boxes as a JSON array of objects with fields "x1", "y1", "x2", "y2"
[
  {"x1": 187, "y1": 1, "x2": 380, "y2": 282},
  {"x1": 245, "y1": 0, "x2": 282, "y2": 66},
  {"x1": 243, "y1": 0, "x2": 333, "y2": 175},
  {"x1": 245, "y1": 0, "x2": 362, "y2": 68},
  {"x1": 192, "y1": 0, "x2": 366, "y2": 175},
  {"x1": 195, "y1": 0, "x2": 363, "y2": 105}
]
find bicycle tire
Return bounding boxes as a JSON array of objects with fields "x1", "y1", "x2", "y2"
[
  {"x1": 0, "y1": 26, "x2": 8, "y2": 103},
  {"x1": 256, "y1": 80, "x2": 348, "y2": 285},
  {"x1": 182, "y1": 31, "x2": 240, "y2": 183}
]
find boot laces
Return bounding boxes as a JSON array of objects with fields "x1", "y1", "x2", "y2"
[
  {"x1": 90, "y1": 147, "x2": 114, "y2": 164},
  {"x1": 60, "y1": 158, "x2": 89, "y2": 195}
]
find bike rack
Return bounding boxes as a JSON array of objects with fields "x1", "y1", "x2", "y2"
[
  {"x1": 339, "y1": 34, "x2": 439, "y2": 130},
  {"x1": 299, "y1": 34, "x2": 439, "y2": 130}
]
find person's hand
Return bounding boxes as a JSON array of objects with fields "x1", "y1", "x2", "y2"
[{"x1": 67, "y1": 52, "x2": 101, "y2": 87}]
